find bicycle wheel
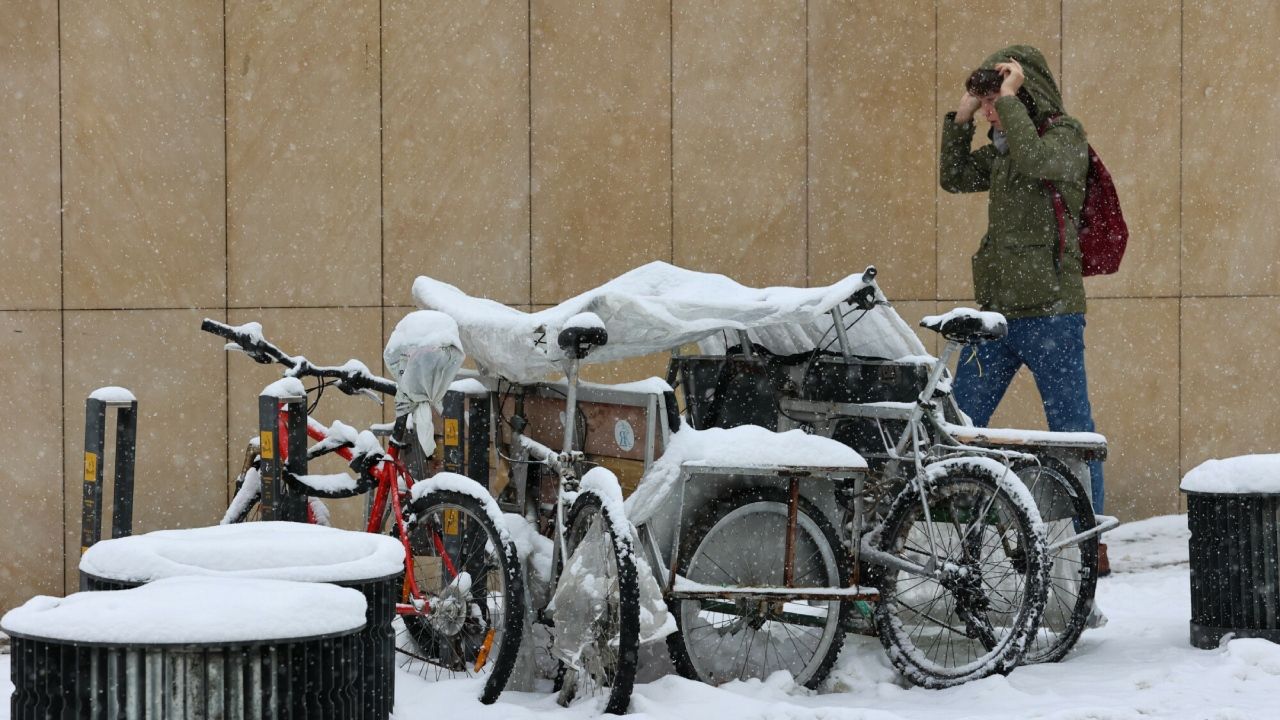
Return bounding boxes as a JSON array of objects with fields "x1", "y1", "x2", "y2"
[
  {"x1": 401, "y1": 489, "x2": 525, "y2": 705},
  {"x1": 554, "y1": 488, "x2": 640, "y2": 715},
  {"x1": 870, "y1": 459, "x2": 1048, "y2": 688},
  {"x1": 1015, "y1": 456, "x2": 1098, "y2": 664},
  {"x1": 666, "y1": 486, "x2": 848, "y2": 688}
]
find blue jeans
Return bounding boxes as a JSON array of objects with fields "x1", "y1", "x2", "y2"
[{"x1": 952, "y1": 313, "x2": 1105, "y2": 514}]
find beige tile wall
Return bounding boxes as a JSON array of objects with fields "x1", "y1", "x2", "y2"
[
  {"x1": 61, "y1": 0, "x2": 226, "y2": 310},
  {"x1": 4, "y1": 1, "x2": 1280, "y2": 613},
  {"x1": 1064, "y1": 0, "x2": 1181, "y2": 299},
  {"x1": 0, "y1": 0, "x2": 60, "y2": 310},
  {"x1": 0, "y1": 312, "x2": 63, "y2": 602},
  {"x1": 672, "y1": 1, "x2": 807, "y2": 287},
  {"x1": 1180, "y1": 298, "x2": 1280, "y2": 477},
  {"x1": 530, "y1": 0, "x2": 672, "y2": 302},
  {"x1": 226, "y1": 0, "x2": 381, "y2": 308},
  {"x1": 1183, "y1": 0, "x2": 1280, "y2": 297},
  {"x1": 809, "y1": 0, "x2": 937, "y2": 296},
  {"x1": 382, "y1": 0, "x2": 531, "y2": 306}
]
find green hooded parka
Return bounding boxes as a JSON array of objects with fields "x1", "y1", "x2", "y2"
[{"x1": 940, "y1": 45, "x2": 1088, "y2": 319}]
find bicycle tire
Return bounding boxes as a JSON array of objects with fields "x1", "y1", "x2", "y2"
[
  {"x1": 665, "y1": 486, "x2": 849, "y2": 688},
  {"x1": 401, "y1": 489, "x2": 525, "y2": 705},
  {"x1": 870, "y1": 460, "x2": 1048, "y2": 688},
  {"x1": 222, "y1": 465, "x2": 264, "y2": 524},
  {"x1": 1015, "y1": 456, "x2": 1099, "y2": 664},
  {"x1": 555, "y1": 489, "x2": 641, "y2": 715}
]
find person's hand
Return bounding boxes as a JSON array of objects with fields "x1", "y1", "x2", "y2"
[
  {"x1": 955, "y1": 91, "x2": 981, "y2": 124},
  {"x1": 995, "y1": 57, "x2": 1024, "y2": 97}
]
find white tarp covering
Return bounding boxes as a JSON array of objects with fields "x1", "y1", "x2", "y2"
[
  {"x1": 412, "y1": 261, "x2": 928, "y2": 383},
  {"x1": 383, "y1": 311, "x2": 465, "y2": 456}
]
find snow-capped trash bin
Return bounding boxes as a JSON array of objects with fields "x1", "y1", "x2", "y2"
[
  {"x1": 78, "y1": 522, "x2": 404, "y2": 719},
  {"x1": 1180, "y1": 454, "x2": 1280, "y2": 649},
  {"x1": 2, "y1": 576, "x2": 366, "y2": 719}
]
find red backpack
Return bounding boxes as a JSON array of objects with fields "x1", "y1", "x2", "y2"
[{"x1": 1040, "y1": 116, "x2": 1128, "y2": 276}]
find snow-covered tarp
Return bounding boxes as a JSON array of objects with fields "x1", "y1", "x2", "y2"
[
  {"x1": 413, "y1": 261, "x2": 927, "y2": 383},
  {"x1": 79, "y1": 521, "x2": 404, "y2": 584},
  {"x1": 1, "y1": 576, "x2": 365, "y2": 644},
  {"x1": 1180, "y1": 453, "x2": 1280, "y2": 494}
]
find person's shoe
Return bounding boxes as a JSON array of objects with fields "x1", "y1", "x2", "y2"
[{"x1": 1097, "y1": 542, "x2": 1112, "y2": 577}]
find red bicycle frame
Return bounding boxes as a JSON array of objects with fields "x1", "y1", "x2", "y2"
[{"x1": 269, "y1": 404, "x2": 463, "y2": 617}]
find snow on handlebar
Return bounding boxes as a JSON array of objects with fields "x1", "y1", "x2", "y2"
[{"x1": 200, "y1": 318, "x2": 398, "y2": 397}]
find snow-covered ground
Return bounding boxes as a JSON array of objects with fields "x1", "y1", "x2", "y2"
[{"x1": 5, "y1": 514, "x2": 1278, "y2": 719}]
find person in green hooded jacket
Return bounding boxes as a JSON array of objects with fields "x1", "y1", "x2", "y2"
[{"x1": 940, "y1": 45, "x2": 1108, "y2": 572}]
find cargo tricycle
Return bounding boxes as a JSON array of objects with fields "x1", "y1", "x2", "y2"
[{"x1": 414, "y1": 261, "x2": 1116, "y2": 701}]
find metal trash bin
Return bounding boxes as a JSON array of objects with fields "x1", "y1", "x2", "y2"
[
  {"x1": 1181, "y1": 454, "x2": 1280, "y2": 648},
  {"x1": 2, "y1": 577, "x2": 366, "y2": 719},
  {"x1": 78, "y1": 522, "x2": 404, "y2": 719}
]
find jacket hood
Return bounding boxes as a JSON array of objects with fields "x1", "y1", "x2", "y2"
[{"x1": 981, "y1": 45, "x2": 1063, "y2": 122}]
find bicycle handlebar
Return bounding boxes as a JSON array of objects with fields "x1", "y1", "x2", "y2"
[{"x1": 200, "y1": 318, "x2": 398, "y2": 396}]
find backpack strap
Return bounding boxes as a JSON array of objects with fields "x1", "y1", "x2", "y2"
[{"x1": 1037, "y1": 114, "x2": 1072, "y2": 271}]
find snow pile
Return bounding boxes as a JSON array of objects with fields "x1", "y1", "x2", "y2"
[
  {"x1": 261, "y1": 376, "x2": 306, "y2": 399},
  {"x1": 449, "y1": 377, "x2": 489, "y2": 395},
  {"x1": 939, "y1": 421, "x2": 1107, "y2": 447},
  {"x1": 1, "y1": 576, "x2": 365, "y2": 644},
  {"x1": 414, "y1": 261, "x2": 924, "y2": 382},
  {"x1": 88, "y1": 386, "x2": 135, "y2": 403},
  {"x1": 502, "y1": 512, "x2": 553, "y2": 588},
  {"x1": 292, "y1": 472, "x2": 359, "y2": 495},
  {"x1": 11, "y1": 514, "x2": 1280, "y2": 718},
  {"x1": 1180, "y1": 454, "x2": 1280, "y2": 494},
  {"x1": 1103, "y1": 513, "x2": 1189, "y2": 572},
  {"x1": 921, "y1": 307, "x2": 1007, "y2": 335},
  {"x1": 626, "y1": 425, "x2": 866, "y2": 523},
  {"x1": 384, "y1": 309, "x2": 463, "y2": 359},
  {"x1": 79, "y1": 521, "x2": 404, "y2": 584},
  {"x1": 564, "y1": 311, "x2": 605, "y2": 331}
]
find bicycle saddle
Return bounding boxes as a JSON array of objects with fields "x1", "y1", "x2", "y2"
[
  {"x1": 558, "y1": 312, "x2": 609, "y2": 359},
  {"x1": 920, "y1": 308, "x2": 1008, "y2": 343}
]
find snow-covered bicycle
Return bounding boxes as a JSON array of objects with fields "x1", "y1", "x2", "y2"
[
  {"x1": 484, "y1": 313, "x2": 646, "y2": 715},
  {"x1": 201, "y1": 316, "x2": 526, "y2": 704}
]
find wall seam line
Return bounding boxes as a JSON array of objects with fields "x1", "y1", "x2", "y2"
[
  {"x1": 222, "y1": 0, "x2": 231, "y2": 509},
  {"x1": 57, "y1": 0, "x2": 67, "y2": 596},
  {"x1": 669, "y1": 0, "x2": 675, "y2": 266},
  {"x1": 1178, "y1": 0, "x2": 1185, "y2": 506},
  {"x1": 379, "y1": 0, "x2": 385, "y2": 322},
  {"x1": 379, "y1": 0, "x2": 386, "y2": 370},
  {"x1": 934, "y1": 0, "x2": 940, "y2": 308},
  {"x1": 804, "y1": 0, "x2": 810, "y2": 286},
  {"x1": 527, "y1": 0, "x2": 534, "y2": 307}
]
